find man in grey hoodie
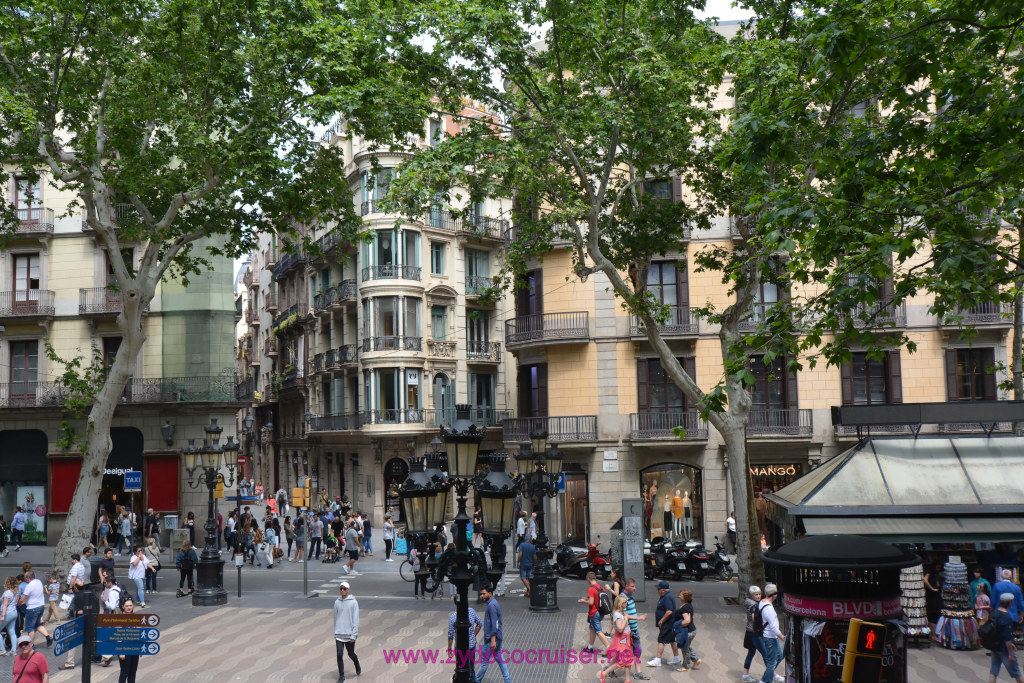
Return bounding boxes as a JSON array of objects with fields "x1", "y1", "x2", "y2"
[{"x1": 333, "y1": 581, "x2": 361, "y2": 682}]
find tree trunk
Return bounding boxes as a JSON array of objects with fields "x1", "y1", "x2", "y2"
[
  {"x1": 720, "y1": 421, "x2": 764, "y2": 592},
  {"x1": 51, "y1": 287, "x2": 148, "y2": 576}
]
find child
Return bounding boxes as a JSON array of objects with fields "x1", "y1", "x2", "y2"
[
  {"x1": 46, "y1": 572, "x2": 61, "y2": 623},
  {"x1": 975, "y1": 582, "x2": 991, "y2": 624}
]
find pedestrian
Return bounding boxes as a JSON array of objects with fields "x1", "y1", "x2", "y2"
[
  {"x1": 308, "y1": 513, "x2": 324, "y2": 561},
  {"x1": 343, "y1": 520, "x2": 361, "y2": 576},
  {"x1": 100, "y1": 573, "x2": 123, "y2": 616},
  {"x1": 988, "y1": 592, "x2": 1024, "y2": 683},
  {"x1": 646, "y1": 580, "x2": 680, "y2": 668},
  {"x1": 175, "y1": 541, "x2": 198, "y2": 597},
  {"x1": 579, "y1": 571, "x2": 610, "y2": 652},
  {"x1": 97, "y1": 512, "x2": 111, "y2": 552},
  {"x1": 143, "y1": 538, "x2": 161, "y2": 593},
  {"x1": 57, "y1": 581, "x2": 89, "y2": 670},
  {"x1": 517, "y1": 535, "x2": 536, "y2": 598},
  {"x1": 622, "y1": 578, "x2": 650, "y2": 681},
  {"x1": 978, "y1": 583, "x2": 993, "y2": 625},
  {"x1": 604, "y1": 567, "x2": 625, "y2": 598},
  {"x1": 81, "y1": 546, "x2": 96, "y2": 589},
  {"x1": 11, "y1": 507, "x2": 24, "y2": 551},
  {"x1": 0, "y1": 515, "x2": 7, "y2": 557},
  {"x1": 361, "y1": 513, "x2": 373, "y2": 556},
  {"x1": 331, "y1": 513, "x2": 345, "y2": 544},
  {"x1": 225, "y1": 510, "x2": 237, "y2": 549},
  {"x1": 472, "y1": 508, "x2": 484, "y2": 549},
  {"x1": 276, "y1": 488, "x2": 288, "y2": 517},
  {"x1": 598, "y1": 594, "x2": 634, "y2": 682},
  {"x1": 117, "y1": 512, "x2": 132, "y2": 556},
  {"x1": 742, "y1": 585, "x2": 766, "y2": 682},
  {"x1": 116, "y1": 597, "x2": 142, "y2": 682},
  {"x1": 411, "y1": 545, "x2": 427, "y2": 599},
  {"x1": 924, "y1": 561, "x2": 944, "y2": 640},
  {"x1": 757, "y1": 583, "x2": 785, "y2": 683},
  {"x1": 475, "y1": 585, "x2": 511, "y2": 683},
  {"x1": 128, "y1": 545, "x2": 149, "y2": 606},
  {"x1": 216, "y1": 511, "x2": 223, "y2": 553},
  {"x1": 1, "y1": 576, "x2": 18, "y2": 656},
  {"x1": 184, "y1": 511, "x2": 196, "y2": 547},
  {"x1": 293, "y1": 514, "x2": 306, "y2": 563},
  {"x1": 333, "y1": 581, "x2": 361, "y2": 682},
  {"x1": 382, "y1": 514, "x2": 395, "y2": 561},
  {"x1": 993, "y1": 569, "x2": 1024, "y2": 625},
  {"x1": 262, "y1": 520, "x2": 277, "y2": 568},
  {"x1": 17, "y1": 570, "x2": 51, "y2": 648},
  {"x1": 144, "y1": 508, "x2": 161, "y2": 552},
  {"x1": 45, "y1": 572, "x2": 60, "y2": 623},
  {"x1": 12, "y1": 633, "x2": 48, "y2": 682},
  {"x1": 727, "y1": 510, "x2": 737, "y2": 552},
  {"x1": 514, "y1": 511, "x2": 526, "y2": 566},
  {"x1": 672, "y1": 588, "x2": 701, "y2": 671},
  {"x1": 96, "y1": 548, "x2": 116, "y2": 582},
  {"x1": 447, "y1": 595, "x2": 483, "y2": 678},
  {"x1": 973, "y1": 567, "x2": 994, "y2": 612},
  {"x1": 281, "y1": 515, "x2": 294, "y2": 560}
]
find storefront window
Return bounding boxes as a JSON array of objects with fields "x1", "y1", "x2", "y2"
[
  {"x1": 0, "y1": 430, "x2": 48, "y2": 544},
  {"x1": 640, "y1": 463, "x2": 703, "y2": 543}
]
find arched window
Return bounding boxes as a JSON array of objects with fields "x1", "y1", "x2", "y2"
[{"x1": 383, "y1": 457, "x2": 410, "y2": 523}]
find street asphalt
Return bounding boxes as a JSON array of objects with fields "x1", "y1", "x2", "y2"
[{"x1": 0, "y1": 542, "x2": 990, "y2": 681}]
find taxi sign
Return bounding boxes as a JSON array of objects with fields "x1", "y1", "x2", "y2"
[{"x1": 97, "y1": 613, "x2": 160, "y2": 627}]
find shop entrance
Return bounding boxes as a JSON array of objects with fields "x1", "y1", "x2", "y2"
[
  {"x1": 0, "y1": 430, "x2": 48, "y2": 544},
  {"x1": 98, "y1": 427, "x2": 145, "y2": 543},
  {"x1": 383, "y1": 457, "x2": 409, "y2": 523},
  {"x1": 640, "y1": 463, "x2": 703, "y2": 543},
  {"x1": 561, "y1": 471, "x2": 588, "y2": 542}
]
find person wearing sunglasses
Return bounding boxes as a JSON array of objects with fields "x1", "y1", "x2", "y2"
[{"x1": 12, "y1": 633, "x2": 49, "y2": 683}]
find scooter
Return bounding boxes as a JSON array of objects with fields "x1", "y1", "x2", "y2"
[
  {"x1": 579, "y1": 537, "x2": 611, "y2": 580},
  {"x1": 681, "y1": 540, "x2": 711, "y2": 581},
  {"x1": 555, "y1": 538, "x2": 589, "y2": 577},
  {"x1": 709, "y1": 536, "x2": 732, "y2": 581},
  {"x1": 645, "y1": 536, "x2": 688, "y2": 580}
]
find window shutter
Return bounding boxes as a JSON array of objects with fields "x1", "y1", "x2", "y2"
[
  {"x1": 682, "y1": 357, "x2": 697, "y2": 411},
  {"x1": 840, "y1": 361, "x2": 853, "y2": 405},
  {"x1": 537, "y1": 363, "x2": 548, "y2": 417},
  {"x1": 944, "y1": 349, "x2": 959, "y2": 401},
  {"x1": 886, "y1": 350, "x2": 903, "y2": 404},
  {"x1": 982, "y1": 348, "x2": 997, "y2": 400},
  {"x1": 534, "y1": 269, "x2": 543, "y2": 316},
  {"x1": 784, "y1": 358, "x2": 799, "y2": 409},
  {"x1": 637, "y1": 360, "x2": 650, "y2": 412},
  {"x1": 677, "y1": 259, "x2": 690, "y2": 308},
  {"x1": 671, "y1": 176, "x2": 683, "y2": 203}
]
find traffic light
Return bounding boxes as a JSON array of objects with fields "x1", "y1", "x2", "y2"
[{"x1": 841, "y1": 619, "x2": 887, "y2": 683}]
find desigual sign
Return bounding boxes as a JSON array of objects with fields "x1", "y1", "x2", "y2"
[
  {"x1": 749, "y1": 464, "x2": 801, "y2": 477},
  {"x1": 784, "y1": 593, "x2": 902, "y2": 620}
]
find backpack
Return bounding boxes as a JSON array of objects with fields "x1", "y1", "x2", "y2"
[
  {"x1": 979, "y1": 618, "x2": 1002, "y2": 651},
  {"x1": 752, "y1": 603, "x2": 768, "y2": 636},
  {"x1": 252, "y1": 526, "x2": 264, "y2": 544},
  {"x1": 179, "y1": 550, "x2": 196, "y2": 571},
  {"x1": 597, "y1": 588, "x2": 613, "y2": 617}
]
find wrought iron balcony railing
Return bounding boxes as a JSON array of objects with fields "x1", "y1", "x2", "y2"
[
  {"x1": 17, "y1": 207, "x2": 55, "y2": 232},
  {"x1": 746, "y1": 408, "x2": 812, "y2": 436},
  {"x1": 630, "y1": 306, "x2": 699, "y2": 337},
  {"x1": 502, "y1": 415, "x2": 598, "y2": 443},
  {"x1": 0, "y1": 382, "x2": 65, "y2": 408},
  {"x1": 79, "y1": 287, "x2": 123, "y2": 315},
  {"x1": 467, "y1": 340, "x2": 502, "y2": 362},
  {"x1": 0, "y1": 290, "x2": 56, "y2": 317},
  {"x1": 629, "y1": 411, "x2": 709, "y2": 440},
  {"x1": 361, "y1": 265, "x2": 421, "y2": 281},
  {"x1": 466, "y1": 276, "x2": 492, "y2": 297},
  {"x1": 505, "y1": 311, "x2": 589, "y2": 347},
  {"x1": 310, "y1": 412, "x2": 364, "y2": 431},
  {"x1": 425, "y1": 408, "x2": 512, "y2": 429}
]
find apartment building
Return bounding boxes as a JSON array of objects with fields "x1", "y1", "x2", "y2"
[
  {"x1": 238, "y1": 108, "x2": 514, "y2": 522},
  {"x1": 0, "y1": 172, "x2": 246, "y2": 543}
]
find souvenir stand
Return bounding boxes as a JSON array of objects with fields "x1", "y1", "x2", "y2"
[
  {"x1": 900, "y1": 563, "x2": 930, "y2": 648},
  {"x1": 935, "y1": 559, "x2": 978, "y2": 650}
]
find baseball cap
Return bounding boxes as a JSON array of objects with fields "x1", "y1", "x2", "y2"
[
  {"x1": 656, "y1": 581, "x2": 670, "y2": 590},
  {"x1": 17, "y1": 634, "x2": 32, "y2": 645},
  {"x1": 339, "y1": 581, "x2": 350, "y2": 590}
]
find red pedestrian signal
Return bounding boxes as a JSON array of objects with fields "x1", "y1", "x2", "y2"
[{"x1": 842, "y1": 619, "x2": 887, "y2": 683}]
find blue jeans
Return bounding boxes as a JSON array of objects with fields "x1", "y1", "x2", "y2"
[
  {"x1": 745, "y1": 634, "x2": 767, "y2": 670},
  {"x1": 990, "y1": 649, "x2": 1024, "y2": 678},
  {"x1": 145, "y1": 568, "x2": 158, "y2": 591},
  {"x1": 1, "y1": 614, "x2": 16, "y2": 651},
  {"x1": 475, "y1": 639, "x2": 511, "y2": 683},
  {"x1": 363, "y1": 536, "x2": 372, "y2": 553},
  {"x1": 761, "y1": 637, "x2": 782, "y2": 683},
  {"x1": 132, "y1": 577, "x2": 145, "y2": 604}
]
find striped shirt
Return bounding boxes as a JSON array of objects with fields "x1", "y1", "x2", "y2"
[
  {"x1": 448, "y1": 609, "x2": 484, "y2": 650},
  {"x1": 625, "y1": 593, "x2": 640, "y2": 637}
]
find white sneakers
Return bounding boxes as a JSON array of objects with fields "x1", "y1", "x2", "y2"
[
  {"x1": 774, "y1": 675, "x2": 785, "y2": 683},
  {"x1": 667, "y1": 657, "x2": 682, "y2": 666},
  {"x1": 646, "y1": 657, "x2": 661, "y2": 667},
  {"x1": 741, "y1": 675, "x2": 756, "y2": 682},
  {"x1": 342, "y1": 566, "x2": 350, "y2": 574}
]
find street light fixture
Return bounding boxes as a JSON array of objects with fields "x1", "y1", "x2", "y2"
[
  {"x1": 160, "y1": 420, "x2": 175, "y2": 447},
  {"x1": 400, "y1": 405, "x2": 523, "y2": 683},
  {"x1": 514, "y1": 429, "x2": 563, "y2": 613},
  {"x1": 185, "y1": 418, "x2": 236, "y2": 606}
]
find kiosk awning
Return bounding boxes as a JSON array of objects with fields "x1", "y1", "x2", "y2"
[{"x1": 801, "y1": 516, "x2": 1024, "y2": 542}]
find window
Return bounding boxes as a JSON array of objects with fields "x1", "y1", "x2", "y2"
[
  {"x1": 642, "y1": 179, "x2": 672, "y2": 199},
  {"x1": 433, "y1": 373, "x2": 453, "y2": 412},
  {"x1": 10, "y1": 340, "x2": 38, "y2": 399},
  {"x1": 430, "y1": 242, "x2": 445, "y2": 275},
  {"x1": 470, "y1": 201, "x2": 485, "y2": 226},
  {"x1": 946, "y1": 348, "x2": 996, "y2": 401},
  {"x1": 517, "y1": 363, "x2": 548, "y2": 418},
  {"x1": 749, "y1": 355, "x2": 797, "y2": 411},
  {"x1": 362, "y1": 299, "x2": 371, "y2": 343},
  {"x1": 467, "y1": 309, "x2": 490, "y2": 344},
  {"x1": 406, "y1": 369, "x2": 420, "y2": 410},
  {"x1": 374, "y1": 297, "x2": 398, "y2": 347},
  {"x1": 14, "y1": 178, "x2": 41, "y2": 221},
  {"x1": 431, "y1": 305, "x2": 447, "y2": 340},
  {"x1": 647, "y1": 262, "x2": 687, "y2": 307},
  {"x1": 430, "y1": 191, "x2": 446, "y2": 229},
  {"x1": 376, "y1": 230, "x2": 395, "y2": 267},
  {"x1": 321, "y1": 268, "x2": 330, "y2": 290},
  {"x1": 841, "y1": 351, "x2": 902, "y2": 405},
  {"x1": 514, "y1": 270, "x2": 542, "y2": 317},
  {"x1": 102, "y1": 337, "x2": 123, "y2": 368},
  {"x1": 469, "y1": 373, "x2": 494, "y2": 410},
  {"x1": 373, "y1": 169, "x2": 393, "y2": 202},
  {"x1": 404, "y1": 297, "x2": 420, "y2": 339},
  {"x1": 403, "y1": 230, "x2": 419, "y2": 267},
  {"x1": 637, "y1": 357, "x2": 695, "y2": 413},
  {"x1": 13, "y1": 253, "x2": 41, "y2": 310},
  {"x1": 375, "y1": 368, "x2": 399, "y2": 420},
  {"x1": 466, "y1": 249, "x2": 489, "y2": 279},
  {"x1": 429, "y1": 119, "x2": 442, "y2": 147}
]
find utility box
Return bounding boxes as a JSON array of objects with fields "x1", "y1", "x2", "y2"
[{"x1": 169, "y1": 528, "x2": 190, "y2": 553}]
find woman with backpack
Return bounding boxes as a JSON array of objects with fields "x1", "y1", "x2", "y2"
[
  {"x1": 741, "y1": 585, "x2": 766, "y2": 682},
  {"x1": 175, "y1": 541, "x2": 199, "y2": 597},
  {"x1": 96, "y1": 512, "x2": 111, "y2": 552}
]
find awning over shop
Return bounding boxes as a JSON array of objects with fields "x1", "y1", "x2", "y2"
[{"x1": 765, "y1": 435, "x2": 1024, "y2": 542}]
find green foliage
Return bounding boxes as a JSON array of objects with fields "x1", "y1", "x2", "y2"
[{"x1": 44, "y1": 341, "x2": 107, "y2": 451}]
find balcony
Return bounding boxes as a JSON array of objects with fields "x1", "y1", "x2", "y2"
[
  {"x1": 427, "y1": 340, "x2": 456, "y2": 358},
  {"x1": 272, "y1": 304, "x2": 302, "y2": 335},
  {"x1": 940, "y1": 302, "x2": 1012, "y2": 329},
  {"x1": 311, "y1": 353, "x2": 325, "y2": 374},
  {"x1": 746, "y1": 408, "x2": 812, "y2": 437},
  {"x1": 279, "y1": 369, "x2": 305, "y2": 391},
  {"x1": 467, "y1": 340, "x2": 502, "y2": 363},
  {"x1": 502, "y1": 415, "x2": 598, "y2": 443},
  {"x1": 255, "y1": 384, "x2": 277, "y2": 403},
  {"x1": 80, "y1": 204, "x2": 133, "y2": 233},
  {"x1": 0, "y1": 291, "x2": 56, "y2": 318},
  {"x1": 235, "y1": 376, "x2": 255, "y2": 401},
  {"x1": 17, "y1": 207, "x2": 55, "y2": 234},
  {"x1": 363, "y1": 408, "x2": 426, "y2": 425},
  {"x1": 272, "y1": 252, "x2": 307, "y2": 281},
  {"x1": 505, "y1": 311, "x2": 589, "y2": 350},
  {"x1": 629, "y1": 411, "x2": 709, "y2": 441},
  {"x1": 361, "y1": 265, "x2": 421, "y2": 282},
  {"x1": 326, "y1": 344, "x2": 358, "y2": 369},
  {"x1": 265, "y1": 247, "x2": 278, "y2": 269},
  {"x1": 310, "y1": 412, "x2": 363, "y2": 432},
  {"x1": 265, "y1": 291, "x2": 278, "y2": 314},
  {"x1": 0, "y1": 382, "x2": 65, "y2": 408},
  {"x1": 337, "y1": 279, "x2": 357, "y2": 302},
  {"x1": 79, "y1": 288, "x2": 123, "y2": 316},
  {"x1": 313, "y1": 286, "x2": 338, "y2": 314},
  {"x1": 425, "y1": 408, "x2": 512, "y2": 429},
  {"x1": 122, "y1": 375, "x2": 247, "y2": 403},
  {"x1": 839, "y1": 300, "x2": 907, "y2": 329},
  {"x1": 630, "y1": 306, "x2": 699, "y2": 338},
  {"x1": 360, "y1": 199, "x2": 381, "y2": 216},
  {"x1": 264, "y1": 338, "x2": 278, "y2": 356},
  {"x1": 465, "y1": 276, "x2": 492, "y2": 298},
  {"x1": 242, "y1": 269, "x2": 256, "y2": 289}
]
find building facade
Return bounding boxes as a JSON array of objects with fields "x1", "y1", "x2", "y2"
[{"x1": 1, "y1": 171, "x2": 246, "y2": 544}]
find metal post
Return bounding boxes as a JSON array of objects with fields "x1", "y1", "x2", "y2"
[
  {"x1": 451, "y1": 481, "x2": 474, "y2": 683},
  {"x1": 303, "y1": 509, "x2": 309, "y2": 597},
  {"x1": 84, "y1": 610, "x2": 95, "y2": 683},
  {"x1": 193, "y1": 467, "x2": 227, "y2": 606}
]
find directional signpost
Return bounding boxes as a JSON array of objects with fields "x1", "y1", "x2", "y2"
[
  {"x1": 96, "y1": 613, "x2": 161, "y2": 657},
  {"x1": 53, "y1": 616, "x2": 84, "y2": 656}
]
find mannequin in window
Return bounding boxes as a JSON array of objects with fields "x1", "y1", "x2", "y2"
[
  {"x1": 682, "y1": 492, "x2": 692, "y2": 540},
  {"x1": 672, "y1": 490, "x2": 684, "y2": 539},
  {"x1": 663, "y1": 493, "x2": 672, "y2": 541}
]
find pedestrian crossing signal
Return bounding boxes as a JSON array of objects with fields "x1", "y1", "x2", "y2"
[{"x1": 841, "y1": 619, "x2": 887, "y2": 683}]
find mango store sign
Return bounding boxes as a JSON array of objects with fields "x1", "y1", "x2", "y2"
[{"x1": 784, "y1": 593, "x2": 902, "y2": 620}]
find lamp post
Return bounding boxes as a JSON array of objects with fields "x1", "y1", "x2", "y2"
[
  {"x1": 476, "y1": 452, "x2": 519, "y2": 598},
  {"x1": 399, "y1": 405, "x2": 522, "y2": 683},
  {"x1": 185, "y1": 418, "x2": 237, "y2": 606},
  {"x1": 514, "y1": 428, "x2": 563, "y2": 613}
]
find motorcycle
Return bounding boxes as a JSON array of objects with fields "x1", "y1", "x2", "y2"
[
  {"x1": 644, "y1": 536, "x2": 689, "y2": 580},
  {"x1": 580, "y1": 538, "x2": 611, "y2": 580},
  {"x1": 709, "y1": 536, "x2": 732, "y2": 581},
  {"x1": 555, "y1": 536, "x2": 611, "y2": 579},
  {"x1": 681, "y1": 540, "x2": 711, "y2": 582}
]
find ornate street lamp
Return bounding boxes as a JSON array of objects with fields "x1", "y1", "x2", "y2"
[
  {"x1": 401, "y1": 405, "x2": 522, "y2": 683},
  {"x1": 476, "y1": 452, "x2": 520, "y2": 592},
  {"x1": 185, "y1": 418, "x2": 236, "y2": 606},
  {"x1": 160, "y1": 420, "x2": 175, "y2": 447},
  {"x1": 514, "y1": 430, "x2": 564, "y2": 613}
]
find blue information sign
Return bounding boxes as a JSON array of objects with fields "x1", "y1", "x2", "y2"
[
  {"x1": 124, "y1": 471, "x2": 142, "y2": 492},
  {"x1": 96, "y1": 642, "x2": 160, "y2": 656},
  {"x1": 53, "y1": 634, "x2": 83, "y2": 656},
  {"x1": 53, "y1": 616, "x2": 84, "y2": 642},
  {"x1": 98, "y1": 627, "x2": 160, "y2": 642},
  {"x1": 557, "y1": 472, "x2": 566, "y2": 491}
]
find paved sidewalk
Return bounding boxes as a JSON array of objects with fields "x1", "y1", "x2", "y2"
[{"x1": 2, "y1": 574, "x2": 992, "y2": 683}]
